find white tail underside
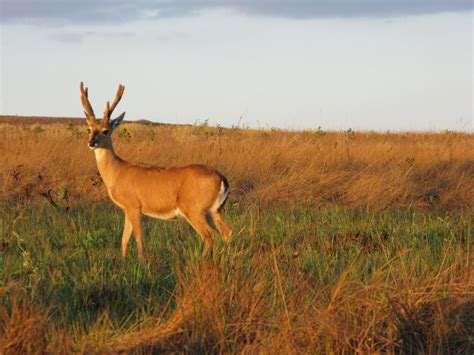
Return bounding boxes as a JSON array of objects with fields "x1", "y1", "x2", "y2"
[{"x1": 211, "y1": 181, "x2": 229, "y2": 212}]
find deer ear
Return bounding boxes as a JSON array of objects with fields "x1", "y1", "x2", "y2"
[{"x1": 110, "y1": 112, "x2": 125, "y2": 130}]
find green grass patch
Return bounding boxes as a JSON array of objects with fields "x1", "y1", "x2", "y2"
[{"x1": 0, "y1": 200, "x2": 472, "y2": 352}]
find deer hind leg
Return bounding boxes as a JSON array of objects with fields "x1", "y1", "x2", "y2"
[
  {"x1": 181, "y1": 210, "x2": 215, "y2": 256},
  {"x1": 126, "y1": 209, "x2": 144, "y2": 260},
  {"x1": 210, "y1": 211, "x2": 233, "y2": 243}
]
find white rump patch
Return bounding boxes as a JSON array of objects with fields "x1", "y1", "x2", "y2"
[{"x1": 211, "y1": 181, "x2": 229, "y2": 212}]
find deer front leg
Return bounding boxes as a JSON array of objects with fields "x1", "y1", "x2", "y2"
[
  {"x1": 121, "y1": 212, "x2": 133, "y2": 258},
  {"x1": 126, "y1": 209, "x2": 144, "y2": 260}
]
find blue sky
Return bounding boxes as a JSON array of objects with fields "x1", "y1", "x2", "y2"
[{"x1": 1, "y1": 1, "x2": 472, "y2": 131}]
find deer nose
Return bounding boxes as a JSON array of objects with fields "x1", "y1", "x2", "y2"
[{"x1": 88, "y1": 141, "x2": 99, "y2": 148}]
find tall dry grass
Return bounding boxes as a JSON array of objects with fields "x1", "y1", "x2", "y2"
[
  {"x1": 0, "y1": 118, "x2": 473, "y2": 210},
  {"x1": 0, "y1": 117, "x2": 473, "y2": 353},
  {"x1": 102, "y1": 258, "x2": 473, "y2": 353}
]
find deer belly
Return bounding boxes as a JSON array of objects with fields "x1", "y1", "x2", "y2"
[{"x1": 143, "y1": 209, "x2": 180, "y2": 220}]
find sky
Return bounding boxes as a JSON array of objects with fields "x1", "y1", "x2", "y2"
[{"x1": 0, "y1": 1, "x2": 472, "y2": 131}]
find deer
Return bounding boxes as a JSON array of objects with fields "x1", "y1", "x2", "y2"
[{"x1": 80, "y1": 82, "x2": 232, "y2": 259}]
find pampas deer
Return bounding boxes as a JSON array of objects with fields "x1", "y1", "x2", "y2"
[{"x1": 80, "y1": 82, "x2": 232, "y2": 259}]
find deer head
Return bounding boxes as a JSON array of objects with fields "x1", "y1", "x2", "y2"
[{"x1": 80, "y1": 82, "x2": 125, "y2": 150}]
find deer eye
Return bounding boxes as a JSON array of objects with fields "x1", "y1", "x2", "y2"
[
  {"x1": 102, "y1": 129, "x2": 109, "y2": 135},
  {"x1": 86, "y1": 128, "x2": 91, "y2": 133}
]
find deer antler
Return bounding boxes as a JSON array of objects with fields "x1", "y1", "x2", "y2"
[
  {"x1": 80, "y1": 82, "x2": 97, "y2": 123},
  {"x1": 103, "y1": 84, "x2": 125, "y2": 125}
]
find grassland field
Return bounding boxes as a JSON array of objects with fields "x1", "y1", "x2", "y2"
[{"x1": 0, "y1": 116, "x2": 473, "y2": 353}]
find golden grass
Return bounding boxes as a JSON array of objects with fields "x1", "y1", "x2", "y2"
[
  {"x1": 1, "y1": 118, "x2": 472, "y2": 210},
  {"x1": 0, "y1": 117, "x2": 473, "y2": 353},
  {"x1": 95, "y1": 252, "x2": 473, "y2": 353},
  {"x1": 0, "y1": 294, "x2": 48, "y2": 354}
]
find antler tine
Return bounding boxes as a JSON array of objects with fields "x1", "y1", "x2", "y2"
[
  {"x1": 103, "y1": 84, "x2": 125, "y2": 124},
  {"x1": 80, "y1": 81, "x2": 96, "y2": 119}
]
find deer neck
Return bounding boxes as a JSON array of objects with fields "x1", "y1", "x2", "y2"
[{"x1": 94, "y1": 145, "x2": 122, "y2": 188}]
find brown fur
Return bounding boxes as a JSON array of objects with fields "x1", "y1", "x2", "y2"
[{"x1": 81, "y1": 82, "x2": 232, "y2": 259}]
